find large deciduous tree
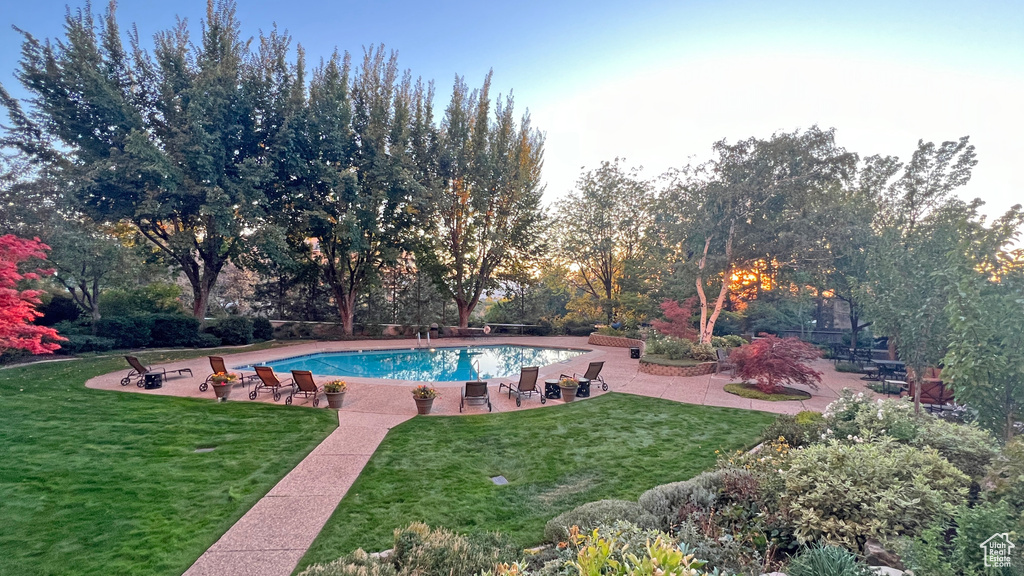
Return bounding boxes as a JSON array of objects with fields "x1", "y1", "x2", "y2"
[
  {"x1": 662, "y1": 127, "x2": 855, "y2": 343},
  {"x1": 1, "y1": 1, "x2": 286, "y2": 320},
  {"x1": 553, "y1": 159, "x2": 655, "y2": 324},
  {"x1": 418, "y1": 72, "x2": 545, "y2": 328}
]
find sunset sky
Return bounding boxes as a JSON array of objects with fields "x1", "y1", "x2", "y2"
[{"x1": 2, "y1": 0, "x2": 1021, "y2": 215}]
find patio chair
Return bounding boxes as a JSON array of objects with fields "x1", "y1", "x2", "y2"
[
  {"x1": 460, "y1": 380, "x2": 492, "y2": 412},
  {"x1": 498, "y1": 366, "x2": 545, "y2": 407},
  {"x1": 287, "y1": 370, "x2": 322, "y2": 407},
  {"x1": 200, "y1": 356, "x2": 256, "y2": 392},
  {"x1": 715, "y1": 348, "x2": 737, "y2": 377},
  {"x1": 909, "y1": 379, "x2": 955, "y2": 412},
  {"x1": 251, "y1": 366, "x2": 295, "y2": 402},
  {"x1": 563, "y1": 361, "x2": 608, "y2": 391},
  {"x1": 121, "y1": 356, "x2": 193, "y2": 388}
]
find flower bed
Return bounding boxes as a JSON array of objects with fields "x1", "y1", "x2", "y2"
[{"x1": 588, "y1": 332, "x2": 644, "y2": 348}]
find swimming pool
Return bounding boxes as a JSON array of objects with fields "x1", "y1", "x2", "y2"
[{"x1": 243, "y1": 345, "x2": 588, "y2": 382}]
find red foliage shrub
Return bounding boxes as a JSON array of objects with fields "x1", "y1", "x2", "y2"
[
  {"x1": 0, "y1": 235, "x2": 63, "y2": 355},
  {"x1": 651, "y1": 297, "x2": 699, "y2": 340},
  {"x1": 731, "y1": 334, "x2": 822, "y2": 394}
]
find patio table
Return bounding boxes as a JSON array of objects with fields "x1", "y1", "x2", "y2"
[{"x1": 871, "y1": 360, "x2": 906, "y2": 381}]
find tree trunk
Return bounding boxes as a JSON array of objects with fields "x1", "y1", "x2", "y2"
[
  {"x1": 699, "y1": 221, "x2": 736, "y2": 343},
  {"x1": 335, "y1": 288, "x2": 357, "y2": 336},
  {"x1": 457, "y1": 300, "x2": 471, "y2": 329}
]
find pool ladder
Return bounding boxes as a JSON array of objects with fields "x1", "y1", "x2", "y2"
[{"x1": 472, "y1": 359, "x2": 481, "y2": 381}]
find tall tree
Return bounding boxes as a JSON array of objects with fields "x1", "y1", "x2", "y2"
[
  {"x1": 662, "y1": 127, "x2": 855, "y2": 342},
  {"x1": 553, "y1": 159, "x2": 655, "y2": 324},
  {"x1": 419, "y1": 72, "x2": 545, "y2": 328},
  {"x1": 0, "y1": 1, "x2": 288, "y2": 319}
]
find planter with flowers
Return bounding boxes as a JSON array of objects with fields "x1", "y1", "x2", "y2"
[
  {"x1": 412, "y1": 385, "x2": 439, "y2": 414},
  {"x1": 323, "y1": 380, "x2": 348, "y2": 409},
  {"x1": 558, "y1": 377, "x2": 580, "y2": 403},
  {"x1": 210, "y1": 372, "x2": 237, "y2": 401}
]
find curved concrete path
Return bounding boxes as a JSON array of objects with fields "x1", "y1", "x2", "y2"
[{"x1": 85, "y1": 336, "x2": 873, "y2": 576}]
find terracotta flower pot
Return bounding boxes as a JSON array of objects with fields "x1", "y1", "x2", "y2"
[
  {"x1": 560, "y1": 386, "x2": 578, "y2": 402},
  {"x1": 414, "y1": 397, "x2": 435, "y2": 414},
  {"x1": 325, "y1": 391, "x2": 346, "y2": 409},
  {"x1": 212, "y1": 384, "x2": 231, "y2": 401}
]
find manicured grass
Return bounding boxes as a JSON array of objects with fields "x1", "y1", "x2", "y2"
[
  {"x1": 724, "y1": 382, "x2": 812, "y2": 401},
  {"x1": 297, "y1": 393, "x2": 775, "y2": 571},
  {"x1": 0, "y1": 344, "x2": 337, "y2": 576},
  {"x1": 639, "y1": 354, "x2": 704, "y2": 367}
]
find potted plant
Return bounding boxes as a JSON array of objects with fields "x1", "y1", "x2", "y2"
[
  {"x1": 558, "y1": 377, "x2": 580, "y2": 403},
  {"x1": 210, "y1": 372, "x2": 236, "y2": 401},
  {"x1": 412, "y1": 384, "x2": 439, "y2": 414},
  {"x1": 323, "y1": 380, "x2": 348, "y2": 409}
]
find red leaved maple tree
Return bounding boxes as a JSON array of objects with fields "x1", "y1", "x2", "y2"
[
  {"x1": 731, "y1": 334, "x2": 822, "y2": 394},
  {"x1": 650, "y1": 297, "x2": 699, "y2": 340},
  {"x1": 0, "y1": 235, "x2": 63, "y2": 354}
]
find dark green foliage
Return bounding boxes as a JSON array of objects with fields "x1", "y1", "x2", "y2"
[
  {"x1": 36, "y1": 294, "x2": 82, "y2": 326},
  {"x1": 148, "y1": 314, "x2": 202, "y2": 348},
  {"x1": 58, "y1": 335, "x2": 116, "y2": 354},
  {"x1": 99, "y1": 284, "x2": 185, "y2": 317},
  {"x1": 252, "y1": 317, "x2": 274, "y2": 341},
  {"x1": 913, "y1": 418, "x2": 999, "y2": 480},
  {"x1": 759, "y1": 412, "x2": 824, "y2": 447},
  {"x1": 206, "y1": 317, "x2": 254, "y2": 346},
  {"x1": 95, "y1": 316, "x2": 153, "y2": 349},
  {"x1": 52, "y1": 319, "x2": 91, "y2": 336},
  {"x1": 786, "y1": 544, "x2": 872, "y2": 576},
  {"x1": 543, "y1": 500, "x2": 656, "y2": 543},
  {"x1": 193, "y1": 333, "x2": 223, "y2": 349}
]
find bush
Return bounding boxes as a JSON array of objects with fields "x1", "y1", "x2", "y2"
[
  {"x1": 148, "y1": 314, "x2": 201, "y2": 347},
  {"x1": 0, "y1": 348, "x2": 32, "y2": 365},
  {"x1": 638, "y1": 469, "x2": 744, "y2": 531},
  {"x1": 914, "y1": 418, "x2": 999, "y2": 480},
  {"x1": 390, "y1": 522, "x2": 518, "y2": 576},
  {"x1": 822, "y1": 390, "x2": 921, "y2": 442},
  {"x1": 689, "y1": 342, "x2": 717, "y2": 362},
  {"x1": 99, "y1": 283, "x2": 184, "y2": 317},
  {"x1": 36, "y1": 294, "x2": 82, "y2": 326},
  {"x1": 297, "y1": 549, "x2": 398, "y2": 576},
  {"x1": 785, "y1": 544, "x2": 872, "y2": 576},
  {"x1": 193, "y1": 333, "x2": 222, "y2": 348},
  {"x1": 52, "y1": 319, "x2": 91, "y2": 336},
  {"x1": 645, "y1": 334, "x2": 693, "y2": 360},
  {"x1": 983, "y1": 437, "x2": 1024, "y2": 516},
  {"x1": 780, "y1": 439, "x2": 969, "y2": 548},
  {"x1": 253, "y1": 317, "x2": 274, "y2": 341},
  {"x1": 206, "y1": 317, "x2": 254, "y2": 346},
  {"x1": 58, "y1": 335, "x2": 116, "y2": 354},
  {"x1": 95, "y1": 316, "x2": 152, "y2": 349},
  {"x1": 544, "y1": 500, "x2": 656, "y2": 543},
  {"x1": 722, "y1": 334, "x2": 747, "y2": 348},
  {"x1": 759, "y1": 412, "x2": 824, "y2": 447},
  {"x1": 833, "y1": 361, "x2": 863, "y2": 373}
]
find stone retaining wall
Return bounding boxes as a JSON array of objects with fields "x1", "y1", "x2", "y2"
[
  {"x1": 638, "y1": 359, "x2": 717, "y2": 377},
  {"x1": 588, "y1": 333, "x2": 644, "y2": 349}
]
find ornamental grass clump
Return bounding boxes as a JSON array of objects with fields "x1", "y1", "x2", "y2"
[{"x1": 730, "y1": 334, "x2": 821, "y2": 395}]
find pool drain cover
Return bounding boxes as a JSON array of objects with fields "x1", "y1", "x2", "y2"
[
  {"x1": 490, "y1": 475, "x2": 508, "y2": 485},
  {"x1": 194, "y1": 447, "x2": 216, "y2": 453}
]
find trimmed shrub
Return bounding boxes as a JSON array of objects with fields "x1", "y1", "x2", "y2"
[
  {"x1": 58, "y1": 335, "x2": 116, "y2": 354},
  {"x1": 52, "y1": 319, "x2": 91, "y2": 336},
  {"x1": 96, "y1": 316, "x2": 152, "y2": 349},
  {"x1": 252, "y1": 317, "x2": 274, "y2": 341},
  {"x1": 194, "y1": 333, "x2": 222, "y2": 348},
  {"x1": 638, "y1": 469, "x2": 747, "y2": 531},
  {"x1": 544, "y1": 500, "x2": 656, "y2": 543},
  {"x1": 689, "y1": 342, "x2": 717, "y2": 362},
  {"x1": 914, "y1": 418, "x2": 999, "y2": 480},
  {"x1": 206, "y1": 317, "x2": 254, "y2": 346},
  {"x1": 149, "y1": 314, "x2": 201, "y2": 347},
  {"x1": 786, "y1": 544, "x2": 872, "y2": 576},
  {"x1": 780, "y1": 439, "x2": 969, "y2": 548}
]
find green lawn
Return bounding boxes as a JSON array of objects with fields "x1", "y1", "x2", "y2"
[
  {"x1": 297, "y1": 393, "x2": 775, "y2": 572},
  {"x1": 0, "y1": 345, "x2": 338, "y2": 576}
]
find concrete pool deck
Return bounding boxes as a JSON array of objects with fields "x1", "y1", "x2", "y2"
[{"x1": 84, "y1": 336, "x2": 874, "y2": 576}]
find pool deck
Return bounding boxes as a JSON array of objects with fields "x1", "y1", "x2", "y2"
[{"x1": 85, "y1": 336, "x2": 874, "y2": 576}]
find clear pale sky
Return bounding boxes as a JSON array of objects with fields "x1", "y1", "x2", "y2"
[{"x1": 2, "y1": 0, "x2": 1022, "y2": 215}]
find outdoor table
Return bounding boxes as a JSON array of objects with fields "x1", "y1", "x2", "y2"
[
  {"x1": 575, "y1": 378, "x2": 592, "y2": 398},
  {"x1": 872, "y1": 360, "x2": 906, "y2": 381},
  {"x1": 544, "y1": 379, "x2": 561, "y2": 400},
  {"x1": 881, "y1": 379, "x2": 906, "y2": 396}
]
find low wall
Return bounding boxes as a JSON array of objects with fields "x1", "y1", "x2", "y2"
[
  {"x1": 588, "y1": 333, "x2": 644, "y2": 349},
  {"x1": 638, "y1": 359, "x2": 717, "y2": 377}
]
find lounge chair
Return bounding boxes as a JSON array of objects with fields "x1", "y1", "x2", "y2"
[
  {"x1": 563, "y1": 361, "x2": 608, "y2": 392},
  {"x1": 460, "y1": 381, "x2": 491, "y2": 412},
  {"x1": 251, "y1": 366, "x2": 295, "y2": 402},
  {"x1": 287, "y1": 370, "x2": 322, "y2": 407},
  {"x1": 200, "y1": 356, "x2": 256, "y2": 392},
  {"x1": 121, "y1": 356, "x2": 193, "y2": 388},
  {"x1": 715, "y1": 348, "x2": 737, "y2": 377},
  {"x1": 498, "y1": 366, "x2": 544, "y2": 407}
]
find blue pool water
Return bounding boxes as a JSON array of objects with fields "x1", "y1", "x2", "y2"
[{"x1": 243, "y1": 345, "x2": 587, "y2": 382}]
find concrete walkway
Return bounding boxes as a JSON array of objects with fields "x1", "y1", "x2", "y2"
[{"x1": 85, "y1": 336, "x2": 873, "y2": 576}]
